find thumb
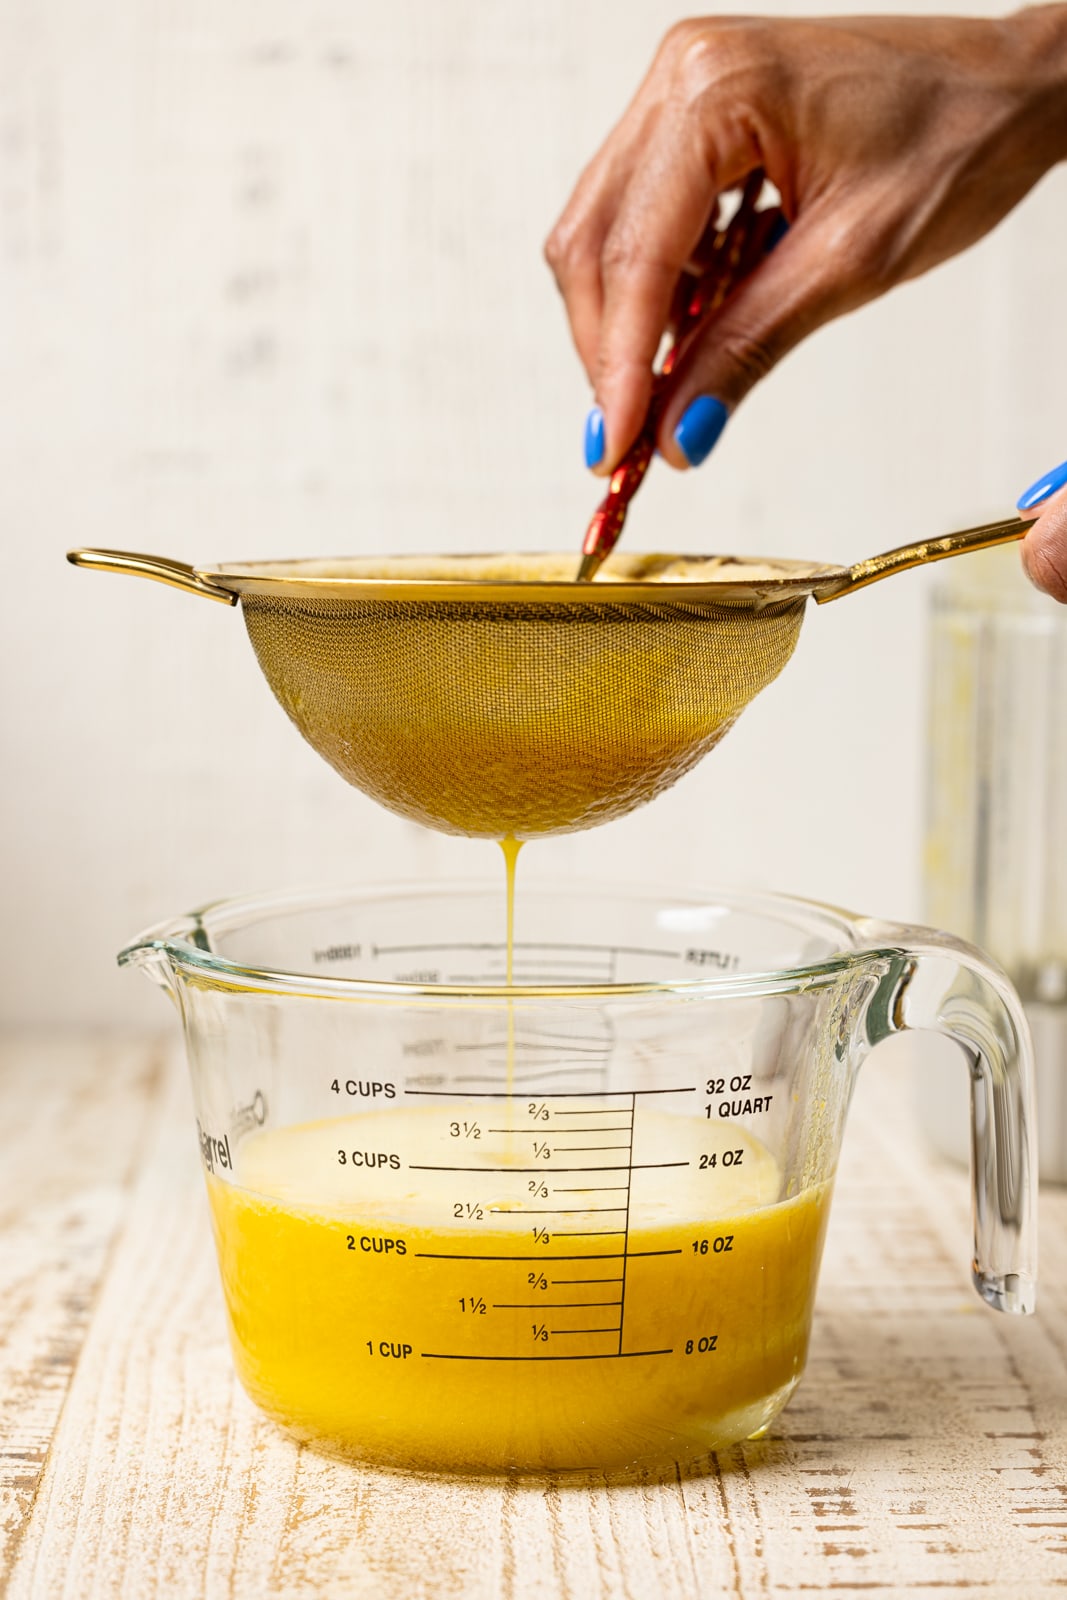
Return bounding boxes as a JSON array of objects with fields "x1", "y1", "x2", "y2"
[
  {"x1": 656, "y1": 210, "x2": 873, "y2": 468},
  {"x1": 1020, "y1": 471, "x2": 1067, "y2": 603}
]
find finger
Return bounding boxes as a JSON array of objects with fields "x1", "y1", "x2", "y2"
[
  {"x1": 1019, "y1": 470, "x2": 1067, "y2": 603},
  {"x1": 593, "y1": 123, "x2": 755, "y2": 473},
  {"x1": 545, "y1": 172, "x2": 616, "y2": 386},
  {"x1": 550, "y1": 244, "x2": 604, "y2": 387},
  {"x1": 656, "y1": 204, "x2": 874, "y2": 468},
  {"x1": 545, "y1": 110, "x2": 662, "y2": 387}
]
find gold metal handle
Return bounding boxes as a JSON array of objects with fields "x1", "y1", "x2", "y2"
[
  {"x1": 66, "y1": 548, "x2": 237, "y2": 606},
  {"x1": 813, "y1": 517, "x2": 1036, "y2": 604}
]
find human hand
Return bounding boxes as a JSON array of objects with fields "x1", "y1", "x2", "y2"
[
  {"x1": 545, "y1": 8, "x2": 1067, "y2": 476},
  {"x1": 1019, "y1": 459, "x2": 1067, "y2": 602}
]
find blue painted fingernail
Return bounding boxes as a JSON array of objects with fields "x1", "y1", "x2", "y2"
[
  {"x1": 584, "y1": 406, "x2": 605, "y2": 470},
  {"x1": 1017, "y1": 457, "x2": 1067, "y2": 511},
  {"x1": 673, "y1": 395, "x2": 729, "y2": 468}
]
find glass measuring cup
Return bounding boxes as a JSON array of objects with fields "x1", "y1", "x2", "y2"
[{"x1": 123, "y1": 881, "x2": 1036, "y2": 1477}]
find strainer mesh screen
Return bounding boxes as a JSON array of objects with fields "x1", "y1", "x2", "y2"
[{"x1": 240, "y1": 586, "x2": 806, "y2": 838}]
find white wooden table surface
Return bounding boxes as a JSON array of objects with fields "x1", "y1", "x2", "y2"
[{"x1": 3, "y1": 1031, "x2": 1066, "y2": 1599}]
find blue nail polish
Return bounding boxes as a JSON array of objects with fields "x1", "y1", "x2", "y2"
[
  {"x1": 584, "y1": 406, "x2": 605, "y2": 470},
  {"x1": 1018, "y1": 457, "x2": 1067, "y2": 511},
  {"x1": 674, "y1": 395, "x2": 729, "y2": 468}
]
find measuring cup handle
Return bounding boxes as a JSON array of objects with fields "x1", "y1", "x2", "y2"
[{"x1": 855, "y1": 921, "x2": 1037, "y2": 1314}]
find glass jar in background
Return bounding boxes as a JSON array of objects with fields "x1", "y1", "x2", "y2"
[{"x1": 924, "y1": 544, "x2": 1067, "y2": 1180}]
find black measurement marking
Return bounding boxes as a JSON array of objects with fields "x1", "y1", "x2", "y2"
[
  {"x1": 404, "y1": 1087, "x2": 695, "y2": 1099},
  {"x1": 376, "y1": 940, "x2": 678, "y2": 959},
  {"x1": 553, "y1": 1144, "x2": 631, "y2": 1152},
  {"x1": 553, "y1": 1109, "x2": 631, "y2": 1117},
  {"x1": 552, "y1": 1276, "x2": 624, "y2": 1285},
  {"x1": 488, "y1": 1207, "x2": 628, "y2": 1215},
  {"x1": 553, "y1": 1229, "x2": 627, "y2": 1237},
  {"x1": 421, "y1": 1350, "x2": 673, "y2": 1362},
  {"x1": 485, "y1": 1127, "x2": 628, "y2": 1137},
  {"x1": 617, "y1": 1091, "x2": 637, "y2": 1355},
  {"x1": 413, "y1": 1078, "x2": 694, "y2": 1364},
  {"x1": 544, "y1": 1126, "x2": 632, "y2": 1134},
  {"x1": 551, "y1": 1327, "x2": 619, "y2": 1336},
  {"x1": 492, "y1": 1301, "x2": 622, "y2": 1310},
  {"x1": 408, "y1": 1162, "x2": 689, "y2": 1174},
  {"x1": 414, "y1": 1249, "x2": 683, "y2": 1262},
  {"x1": 552, "y1": 1185, "x2": 629, "y2": 1193}
]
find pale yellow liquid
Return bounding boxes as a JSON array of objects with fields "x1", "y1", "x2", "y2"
[
  {"x1": 499, "y1": 835, "x2": 523, "y2": 1094},
  {"x1": 208, "y1": 1106, "x2": 831, "y2": 1474},
  {"x1": 500, "y1": 834, "x2": 523, "y2": 987}
]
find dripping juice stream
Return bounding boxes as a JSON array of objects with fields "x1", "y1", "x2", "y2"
[{"x1": 499, "y1": 835, "x2": 524, "y2": 1095}]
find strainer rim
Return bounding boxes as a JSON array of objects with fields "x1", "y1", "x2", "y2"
[{"x1": 195, "y1": 551, "x2": 841, "y2": 606}]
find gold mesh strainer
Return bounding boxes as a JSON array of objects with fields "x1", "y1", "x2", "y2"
[{"x1": 68, "y1": 526, "x2": 1030, "y2": 838}]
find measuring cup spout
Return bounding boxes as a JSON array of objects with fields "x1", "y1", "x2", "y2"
[
  {"x1": 118, "y1": 923, "x2": 193, "y2": 1005},
  {"x1": 852, "y1": 920, "x2": 1037, "y2": 1314}
]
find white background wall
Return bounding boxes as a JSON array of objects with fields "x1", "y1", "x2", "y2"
[{"x1": 2, "y1": 0, "x2": 1065, "y2": 1027}]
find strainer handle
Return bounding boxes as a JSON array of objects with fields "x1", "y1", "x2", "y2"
[
  {"x1": 813, "y1": 516, "x2": 1036, "y2": 602},
  {"x1": 67, "y1": 548, "x2": 237, "y2": 606}
]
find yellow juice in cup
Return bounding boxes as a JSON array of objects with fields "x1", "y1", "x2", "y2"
[{"x1": 207, "y1": 1106, "x2": 831, "y2": 1473}]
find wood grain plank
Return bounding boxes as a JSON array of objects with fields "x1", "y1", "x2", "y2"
[
  {"x1": 0, "y1": 1033, "x2": 166, "y2": 1583},
  {"x1": 7, "y1": 1037, "x2": 1067, "y2": 1598}
]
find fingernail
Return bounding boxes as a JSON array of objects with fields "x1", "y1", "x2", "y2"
[
  {"x1": 673, "y1": 396, "x2": 729, "y2": 468},
  {"x1": 584, "y1": 406, "x2": 605, "y2": 470},
  {"x1": 1017, "y1": 457, "x2": 1067, "y2": 511}
]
